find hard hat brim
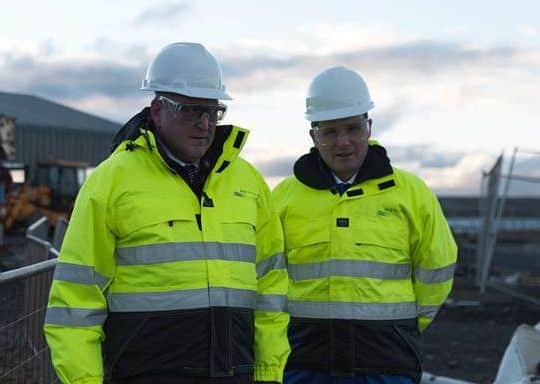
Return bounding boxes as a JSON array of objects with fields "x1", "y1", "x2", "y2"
[
  {"x1": 141, "y1": 84, "x2": 232, "y2": 100},
  {"x1": 305, "y1": 102, "x2": 374, "y2": 122}
]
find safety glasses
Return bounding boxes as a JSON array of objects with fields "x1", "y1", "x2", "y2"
[
  {"x1": 312, "y1": 118, "x2": 370, "y2": 145},
  {"x1": 158, "y1": 95, "x2": 227, "y2": 122}
]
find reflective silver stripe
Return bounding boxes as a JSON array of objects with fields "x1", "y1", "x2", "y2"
[
  {"x1": 256, "y1": 252, "x2": 286, "y2": 278},
  {"x1": 288, "y1": 259, "x2": 411, "y2": 281},
  {"x1": 289, "y1": 300, "x2": 417, "y2": 320},
  {"x1": 417, "y1": 304, "x2": 440, "y2": 319},
  {"x1": 45, "y1": 306, "x2": 107, "y2": 327},
  {"x1": 53, "y1": 262, "x2": 110, "y2": 290},
  {"x1": 108, "y1": 287, "x2": 257, "y2": 312},
  {"x1": 415, "y1": 264, "x2": 456, "y2": 284},
  {"x1": 116, "y1": 242, "x2": 256, "y2": 266},
  {"x1": 257, "y1": 294, "x2": 288, "y2": 312}
]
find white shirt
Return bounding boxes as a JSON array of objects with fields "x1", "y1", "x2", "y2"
[
  {"x1": 332, "y1": 172, "x2": 357, "y2": 185},
  {"x1": 160, "y1": 141, "x2": 200, "y2": 169}
]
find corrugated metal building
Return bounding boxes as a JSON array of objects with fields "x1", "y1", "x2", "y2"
[{"x1": 0, "y1": 91, "x2": 120, "y2": 176}]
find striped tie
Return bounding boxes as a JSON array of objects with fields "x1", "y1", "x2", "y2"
[{"x1": 182, "y1": 165, "x2": 199, "y2": 187}]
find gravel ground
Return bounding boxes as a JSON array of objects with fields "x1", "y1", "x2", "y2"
[{"x1": 422, "y1": 277, "x2": 540, "y2": 384}]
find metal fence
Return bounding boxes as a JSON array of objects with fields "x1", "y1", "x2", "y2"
[
  {"x1": 0, "y1": 259, "x2": 58, "y2": 383},
  {"x1": 0, "y1": 217, "x2": 66, "y2": 383},
  {"x1": 475, "y1": 148, "x2": 540, "y2": 304}
]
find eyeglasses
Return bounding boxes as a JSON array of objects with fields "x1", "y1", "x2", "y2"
[
  {"x1": 312, "y1": 118, "x2": 370, "y2": 145},
  {"x1": 158, "y1": 95, "x2": 227, "y2": 122}
]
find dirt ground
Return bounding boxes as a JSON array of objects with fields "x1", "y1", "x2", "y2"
[{"x1": 422, "y1": 276, "x2": 540, "y2": 384}]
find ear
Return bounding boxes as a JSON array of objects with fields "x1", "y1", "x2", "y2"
[
  {"x1": 367, "y1": 118, "x2": 372, "y2": 139},
  {"x1": 309, "y1": 129, "x2": 318, "y2": 147},
  {"x1": 150, "y1": 98, "x2": 162, "y2": 127}
]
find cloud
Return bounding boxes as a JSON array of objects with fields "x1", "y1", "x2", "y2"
[
  {"x1": 388, "y1": 145, "x2": 464, "y2": 169},
  {"x1": 298, "y1": 23, "x2": 419, "y2": 52},
  {"x1": 0, "y1": 53, "x2": 144, "y2": 100},
  {"x1": 133, "y1": 2, "x2": 189, "y2": 26},
  {"x1": 0, "y1": 35, "x2": 538, "y2": 197},
  {"x1": 371, "y1": 103, "x2": 405, "y2": 135},
  {"x1": 0, "y1": 37, "x2": 535, "y2": 109},
  {"x1": 220, "y1": 40, "x2": 523, "y2": 92},
  {"x1": 393, "y1": 151, "x2": 540, "y2": 196},
  {"x1": 253, "y1": 156, "x2": 296, "y2": 177}
]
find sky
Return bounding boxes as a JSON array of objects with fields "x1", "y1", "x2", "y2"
[{"x1": 1, "y1": 0, "x2": 539, "y2": 195}]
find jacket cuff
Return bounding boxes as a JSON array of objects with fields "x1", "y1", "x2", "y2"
[{"x1": 254, "y1": 365, "x2": 283, "y2": 383}]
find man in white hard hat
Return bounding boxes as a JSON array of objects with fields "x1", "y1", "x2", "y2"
[
  {"x1": 273, "y1": 66, "x2": 457, "y2": 384},
  {"x1": 45, "y1": 42, "x2": 289, "y2": 384}
]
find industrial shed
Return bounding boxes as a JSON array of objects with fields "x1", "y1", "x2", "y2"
[{"x1": 0, "y1": 91, "x2": 120, "y2": 177}]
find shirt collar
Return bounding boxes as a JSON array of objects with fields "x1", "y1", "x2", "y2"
[
  {"x1": 158, "y1": 138, "x2": 200, "y2": 168},
  {"x1": 333, "y1": 172, "x2": 357, "y2": 184}
]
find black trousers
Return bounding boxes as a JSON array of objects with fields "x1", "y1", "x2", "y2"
[{"x1": 113, "y1": 375, "x2": 253, "y2": 384}]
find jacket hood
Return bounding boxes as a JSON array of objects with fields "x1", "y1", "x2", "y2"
[{"x1": 111, "y1": 107, "x2": 152, "y2": 153}]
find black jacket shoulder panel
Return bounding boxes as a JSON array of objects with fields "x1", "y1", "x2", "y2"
[{"x1": 111, "y1": 108, "x2": 151, "y2": 153}]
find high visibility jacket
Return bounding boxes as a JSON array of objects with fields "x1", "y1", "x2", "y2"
[
  {"x1": 272, "y1": 143, "x2": 456, "y2": 382},
  {"x1": 44, "y1": 123, "x2": 290, "y2": 384}
]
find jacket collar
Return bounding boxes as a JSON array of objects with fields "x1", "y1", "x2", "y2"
[
  {"x1": 112, "y1": 108, "x2": 249, "y2": 176},
  {"x1": 293, "y1": 141, "x2": 393, "y2": 190}
]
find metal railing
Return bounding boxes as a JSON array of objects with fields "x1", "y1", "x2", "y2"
[
  {"x1": 0, "y1": 259, "x2": 58, "y2": 383},
  {"x1": 0, "y1": 217, "x2": 66, "y2": 383}
]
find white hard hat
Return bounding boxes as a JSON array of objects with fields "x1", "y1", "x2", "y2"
[
  {"x1": 141, "y1": 42, "x2": 232, "y2": 100},
  {"x1": 305, "y1": 66, "x2": 374, "y2": 122}
]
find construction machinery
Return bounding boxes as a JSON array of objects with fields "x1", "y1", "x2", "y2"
[
  {"x1": 2, "y1": 160, "x2": 88, "y2": 230},
  {"x1": 0, "y1": 114, "x2": 89, "y2": 231}
]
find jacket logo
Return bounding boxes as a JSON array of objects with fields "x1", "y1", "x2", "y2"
[
  {"x1": 377, "y1": 207, "x2": 398, "y2": 217},
  {"x1": 234, "y1": 190, "x2": 259, "y2": 199}
]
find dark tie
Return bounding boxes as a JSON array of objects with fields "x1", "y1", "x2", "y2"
[
  {"x1": 182, "y1": 164, "x2": 199, "y2": 187},
  {"x1": 336, "y1": 183, "x2": 349, "y2": 195}
]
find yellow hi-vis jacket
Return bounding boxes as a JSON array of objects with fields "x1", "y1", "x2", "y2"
[
  {"x1": 45, "y1": 125, "x2": 290, "y2": 384},
  {"x1": 273, "y1": 143, "x2": 457, "y2": 380}
]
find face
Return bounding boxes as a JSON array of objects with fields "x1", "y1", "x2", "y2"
[
  {"x1": 150, "y1": 93, "x2": 224, "y2": 163},
  {"x1": 310, "y1": 115, "x2": 371, "y2": 180}
]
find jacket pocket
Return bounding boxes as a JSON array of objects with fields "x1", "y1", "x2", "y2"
[
  {"x1": 353, "y1": 222, "x2": 410, "y2": 265},
  {"x1": 115, "y1": 196, "x2": 198, "y2": 242},
  {"x1": 352, "y1": 206, "x2": 409, "y2": 253},
  {"x1": 284, "y1": 217, "x2": 329, "y2": 251},
  {"x1": 219, "y1": 196, "x2": 258, "y2": 246}
]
